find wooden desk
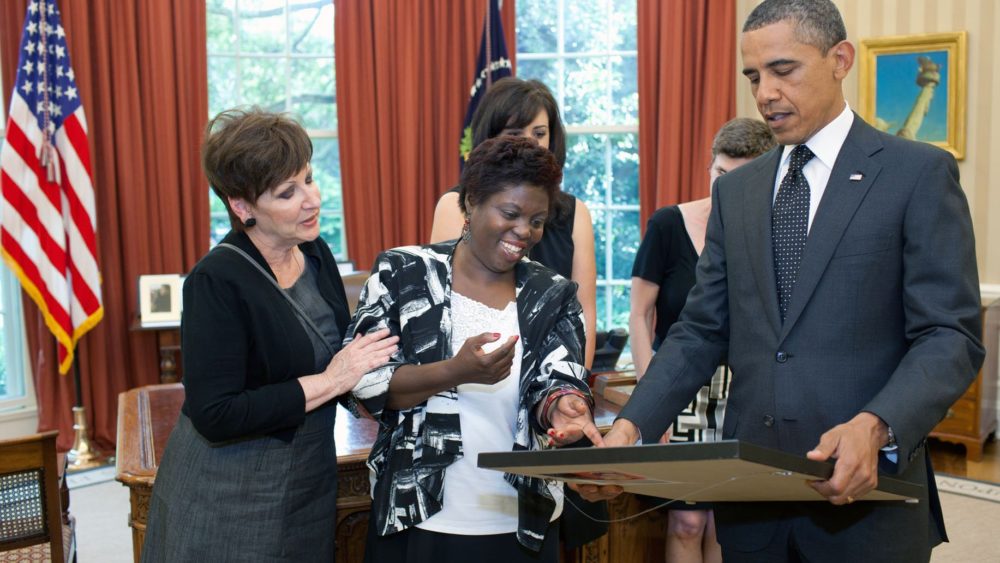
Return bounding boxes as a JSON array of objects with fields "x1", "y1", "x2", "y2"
[{"x1": 115, "y1": 383, "x2": 665, "y2": 563}]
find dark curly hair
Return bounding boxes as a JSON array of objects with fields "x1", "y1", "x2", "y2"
[
  {"x1": 459, "y1": 136, "x2": 563, "y2": 217},
  {"x1": 201, "y1": 107, "x2": 313, "y2": 231}
]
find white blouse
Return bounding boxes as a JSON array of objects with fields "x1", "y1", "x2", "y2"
[{"x1": 416, "y1": 291, "x2": 562, "y2": 535}]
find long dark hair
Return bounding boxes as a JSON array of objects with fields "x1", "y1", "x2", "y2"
[{"x1": 469, "y1": 77, "x2": 574, "y2": 225}]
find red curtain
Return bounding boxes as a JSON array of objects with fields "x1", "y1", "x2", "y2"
[
  {"x1": 637, "y1": 0, "x2": 736, "y2": 227},
  {"x1": 335, "y1": 0, "x2": 516, "y2": 272},
  {"x1": 1, "y1": 1, "x2": 208, "y2": 451}
]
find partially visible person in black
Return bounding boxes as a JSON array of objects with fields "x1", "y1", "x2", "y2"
[
  {"x1": 629, "y1": 117, "x2": 776, "y2": 563},
  {"x1": 141, "y1": 108, "x2": 398, "y2": 562},
  {"x1": 430, "y1": 76, "x2": 606, "y2": 550}
]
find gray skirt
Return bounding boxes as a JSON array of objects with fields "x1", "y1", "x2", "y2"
[{"x1": 141, "y1": 402, "x2": 338, "y2": 562}]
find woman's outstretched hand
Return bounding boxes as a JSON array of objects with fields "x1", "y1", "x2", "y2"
[
  {"x1": 546, "y1": 394, "x2": 603, "y2": 447},
  {"x1": 325, "y1": 328, "x2": 399, "y2": 396}
]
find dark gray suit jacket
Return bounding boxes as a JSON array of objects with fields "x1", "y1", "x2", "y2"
[{"x1": 621, "y1": 116, "x2": 984, "y2": 560}]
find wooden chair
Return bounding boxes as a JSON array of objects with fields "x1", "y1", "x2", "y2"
[{"x1": 0, "y1": 430, "x2": 75, "y2": 562}]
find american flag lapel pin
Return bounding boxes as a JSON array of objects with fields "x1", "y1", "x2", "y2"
[{"x1": 849, "y1": 172, "x2": 864, "y2": 182}]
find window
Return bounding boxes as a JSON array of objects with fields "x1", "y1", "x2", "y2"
[
  {"x1": 206, "y1": 0, "x2": 345, "y2": 260},
  {"x1": 0, "y1": 269, "x2": 32, "y2": 412},
  {"x1": 516, "y1": 0, "x2": 639, "y2": 331},
  {"x1": 0, "y1": 63, "x2": 34, "y2": 415}
]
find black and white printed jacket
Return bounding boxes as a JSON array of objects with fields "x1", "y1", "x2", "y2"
[{"x1": 345, "y1": 240, "x2": 591, "y2": 551}]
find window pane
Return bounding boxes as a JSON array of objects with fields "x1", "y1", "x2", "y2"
[
  {"x1": 0, "y1": 294, "x2": 7, "y2": 396},
  {"x1": 209, "y1": 191, "x2": 228, "y2": 215},
  {"x1": 207, "y1": 0, "x2": 237, "y2": 53},
  {"x1": 564, "y1": 0, "x2": 611, "y2": 53},
  {"x1": 610, "y1": 209, "x2": 640, "y2": 279},
  {"x1": 291, "y1": 58, "x2": 336, "y2": 130},
  {"x1": 610, "y1": 283, "x2": 631, "y2": 330},
  {"x1": 208, "y1": 56, "x2": 239, "y2": 117},
  {"x1": 564, "y1": 133, "x2": 608, "y2": 207},
  {"x1": 610, "y1": 133, "x2": 639, "y2": 206},
  {"x1": 239, "y1": 0, "x2": 286, "y2": 54},
  {"x1": 241, "y1": 58, "x2": 287, "y2": 111},
  {"x1": 289, "y1": 0, "x2": 333, "y2": 56},
  {"x1": 591, "y1": 208, "x2": 607, "y2": 280},
  {"x1": 595, "y1": 284, "x2": 608, "y2": 331},
  {"x1": 319, "y1": 212, "x2": 345, "y2": 259},
  {"x1": 610, "y1": 0, "x2": 637, "y2": 51},
  {"x1": 516, "y1": 0, "x2": 557, "y2": 54},
  {"x1": 610, "y1": 55, "x2": 638, "y2": 124},
  {"x1": 312, "y1": 137, "x2": 344, "y2": 258},
  {"x1": 312, "y1": 137, "x2": 341, "y2": 211},
  {"x1": 515, "y1": 58, "x2": 560, "y2": 93},
  {"x1": 210, "y1": 214, "x2": 231, "y2": 247},
  {"x1": 563, "y1": 56, "x2": 612, "y2": 125}
]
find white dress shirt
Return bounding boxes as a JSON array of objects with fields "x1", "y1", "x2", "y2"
[{"x1": 772, "y1": 102, "x2": 854, "y2": 232}]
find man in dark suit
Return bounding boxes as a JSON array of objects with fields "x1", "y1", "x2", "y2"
[{"x1": 577, "y1": 1, "x2": 984, "y2": 561}]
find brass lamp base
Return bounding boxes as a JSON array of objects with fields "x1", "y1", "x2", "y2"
[{"x1": 67, "y1": 405, "x2": 108, "y2": 471}]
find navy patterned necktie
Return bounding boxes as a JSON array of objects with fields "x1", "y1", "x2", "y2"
[{"x1": 772, "y1": 144, "x2": 815, "y2": 322}]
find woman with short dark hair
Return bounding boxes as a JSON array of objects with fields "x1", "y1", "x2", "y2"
[
  {"x1": 141, "y1": 108, "x2": 398, "y2": 562},
  {"x1": 353, "y1": 136, "x2": 600, "y2": 563}
]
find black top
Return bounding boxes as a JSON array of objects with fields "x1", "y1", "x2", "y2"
[
  {"x1": 180, "y1": 230, "x2": 351, "y2": 443},
  {"x1": 631, "y1": 206, "x2": 699, "y2": 348},
  {"x1": 446, "y1": 186, "x2": 576, "y2": 278}
]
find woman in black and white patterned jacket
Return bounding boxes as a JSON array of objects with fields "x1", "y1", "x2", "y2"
[{"x1": 347, "y1": 136, "x2": 602, "y2": 563}]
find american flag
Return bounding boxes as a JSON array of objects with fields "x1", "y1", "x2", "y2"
[{"x1": 1, "y1": 0, "x2": 102, "y2": 374}]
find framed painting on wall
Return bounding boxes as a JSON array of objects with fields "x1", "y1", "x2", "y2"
[{"x1": 858, "y1": 32, "x2": 966, "y2": 159}]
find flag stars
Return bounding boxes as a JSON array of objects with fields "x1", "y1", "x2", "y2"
[
  {"x1": 55, "y1": 25, "x2": 65, "y2": 39},
  {"x1": 22, "y1": 60, "x2": 35, "y2": 75},
  {"x1": 55, "y1": 45, "x2": 65, "y2": 58},
  {"x1": 28, "y1": 1, "x2": 38, "y2": 15},
  {"x1": 65, "y1": 86, "x2": 77, "y2": 100},
  {"x1": 67, "y1": 68, "x2": 75, "y2": 81},
  {"x1": 27, "y1": 21, "x2": 38, "y2": 35},
  {"x1": 56, "y1": 66, "x2": 64, "y2": 78},
  {"x1": 22, "y1": 81, "x2": 34, "y2": 95},
  {"x1": 25, "y1": 41, "x2": 36, "y2": 55}
]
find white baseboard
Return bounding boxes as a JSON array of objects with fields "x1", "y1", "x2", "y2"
[
  {"x1": 0, "y1": 405, "x2": 38, "y2": 439},
  {"x1": 982, "y1": 284, "x2": 1000, "y2": 302}
]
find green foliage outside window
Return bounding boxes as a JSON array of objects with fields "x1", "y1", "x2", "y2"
[{"x1": 517, "y1": 0, "x2": 639, "y2": 333}]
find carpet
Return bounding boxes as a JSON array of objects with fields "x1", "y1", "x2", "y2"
[{"x1": 932, "y1": 475, "x2": 1000, "y2": 562}]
